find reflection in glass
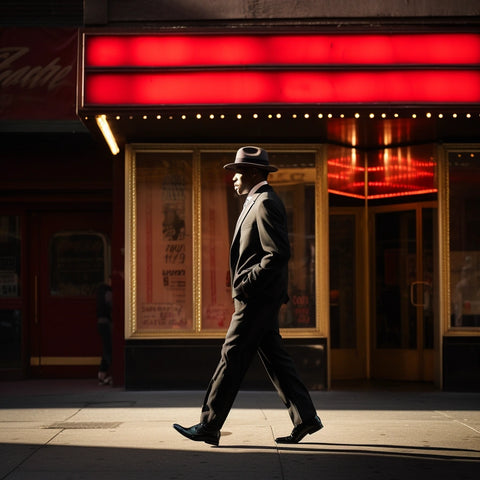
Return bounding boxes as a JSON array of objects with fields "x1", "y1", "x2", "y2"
[
  {"x1": 50, "y1": 232, "x2": 107, "y2": 296},
  {"x1": 375, "y1": 211, "x2": 417, "y2": 349},
  {"x1": 449, "y1": 151, "x2": 480, "y2": 327},
  {"x1": 265, "y1": 152, "x2": 317, "y2": 329},
  {"x1": 0, "y1": 216, "x2": 21, "y2": 297},
  {"x1": 329, "y1": 214, "x2": 356, "y2": 348},
  {"x1": 327, "y1": 144, "x2": 436, "y2": 200},
  {"x1": 367, "y1": 145, "x2": 436, "y2": 199},
  {"x1": 200, "y1": 150, "x2": 317, "y2": 330},
  {"x1": 327, "y1": 145, "x2": 364, "y2": 199}
]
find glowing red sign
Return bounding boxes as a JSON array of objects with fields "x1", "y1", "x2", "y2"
[
  {"x1": 85, "y1": 34, "x2": 480, "y2": 67},
  {"x1": 327, "y1": 146, "x2": 437, "y2": 199},
  {"x1": 81, "y1": 33, "x2": 480, "y2": 107},
  {"x1": 84, "y1": 70, "x2": 480, "y2": 105}
]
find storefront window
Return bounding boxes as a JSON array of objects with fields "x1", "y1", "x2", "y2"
[
  {"x1": 50, "y1": 232, "x2": 108, "y2": 296},
  {"x1": 449, "y1": 150, "x2": 480, "y2": 328},
  {"x1": 127, "y1": 146, "x2": 320, "y2": 337},
  {"x1": 200, "y1": 150, "x2": 317, "y2": 331},
  {"x1": 133, "y1": 151, "x2": 193, "y2": 333},
  {"x1": 0, "y1": 216, "x2": 21, "y2": 297}
]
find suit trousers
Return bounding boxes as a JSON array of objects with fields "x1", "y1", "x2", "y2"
[{"x1": 199, "y1": 296, "x2": 317, "y2": 430}]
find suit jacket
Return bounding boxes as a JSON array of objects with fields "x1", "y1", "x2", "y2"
[{"x1": 230, "y1": 184, "x2": 290, "y2": 303}]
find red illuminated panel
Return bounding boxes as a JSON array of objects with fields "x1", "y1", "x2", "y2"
[
  {"x1": 367, "y1": 158, "x2": 436, "y2": 199},
  {"x1": 84, "y1": 70, "x2": 480, "y2": 105},
  {"x1": 327, "y1": 158, "x2": 366, "y2": 199},
  {"x1": 85, "y1": 34, "x2": 480, "y2": 67},
  {"x1": 82, "y1": 33, "x2": 480, "y2": 107},
  {"x1": 328, "y1": 146, "x2": 437, "y2": 199}
]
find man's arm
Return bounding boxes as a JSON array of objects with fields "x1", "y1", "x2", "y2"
[{"x1": 239, "y1": 195, "x2": 290, "y2": 298}]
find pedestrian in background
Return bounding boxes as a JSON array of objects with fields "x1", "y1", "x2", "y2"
[{"x1": 97, "y1": 275, "x2": 112, "y2": 385}]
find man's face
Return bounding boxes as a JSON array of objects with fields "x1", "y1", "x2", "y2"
[{"x1": 232, "y1": 167, "x2": 259, "y2": 196}]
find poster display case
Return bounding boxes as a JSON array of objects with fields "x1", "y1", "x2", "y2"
[{"x1": 125, "y1": 145, "x2": 328, "y2": 339}]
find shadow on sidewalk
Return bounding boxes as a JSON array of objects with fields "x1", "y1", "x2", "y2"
[
  {"x1": 1, "y1": 380, "x2": 480, "y2": 412},
  {"x1": 2, "y1": 442, "x2": 479, "y2": 480}
]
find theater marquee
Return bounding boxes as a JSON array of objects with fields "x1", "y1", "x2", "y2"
[{"x1": 80, "y1": 33, "x2": 480, "y2": 108}]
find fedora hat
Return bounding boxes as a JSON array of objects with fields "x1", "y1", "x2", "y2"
[{"x1": 223, "y1": 146, "x2": 278, "y2": 172}]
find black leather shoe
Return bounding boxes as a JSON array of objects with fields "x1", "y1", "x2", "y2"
[
  {"x1": 173, "y1": 423, "x2": 220, "y2": 446},
  {"x1": 275, "y1": 415, "x2": 323, "y2": 444}
]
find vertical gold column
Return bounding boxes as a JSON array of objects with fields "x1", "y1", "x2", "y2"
[
  {"x1": 315, "y1": 145, "x2": 330, "y2": 336},
  {"x1": 192, "y1": 149, "x2": 202, "y2": 333},
  {"x1": 436, "y1": 144, "x2": 450, "y2": 389},
  {"x1": 363, "y1": 150, "x2": 371, "y2": 379},
  {"x1": 316, "y1": 145, "x2": 330, "y2": 388},
  {"x1": 125, "y1": 145, "x2": 137, "y2": 337}
]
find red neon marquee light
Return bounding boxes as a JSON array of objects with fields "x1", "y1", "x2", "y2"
[
  {"x1": 85, "y1": 34, "x2": 480, "y2": 67},
  {"x1": 84, "y1": 70, "x2": 480, "y2": 105},
  {"x1": 82, "y1": 33, "x2": 480, "y2": 107}
]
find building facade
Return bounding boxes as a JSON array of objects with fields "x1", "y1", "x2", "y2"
[{"x1": 1, "y1": 1, "x2": 480, "y2": 390}]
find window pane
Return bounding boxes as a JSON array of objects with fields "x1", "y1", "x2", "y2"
[
  {"x1": 422, "y1": 208, "x2": 435, "y2": 348},
  {"x1": 449, "y1": 151, "x2": 480, "y2": 327},
  {"x1": 329, "y1": 214, "x2": 357, "y2": 348},
  {"x1": 50, "y1": 232, "x2": 107, "y2": 296},
  {"x1": 274, "y1": 164, "x2": 316, "y2": 329},
  {"x1": 135, "y1": 152, "x2": 193, "y2": 332},
  {"x1": 272, "y1": 153, "x2": 317, "y2": 328},
  {"x1": 200, "y1": 152, "x2": 237, "y2": 329},
  {"x1": 375, "y1": 210, "x2": 417, "y2": 348},
  {"x1": 200, "y1": 150, "x2": 317, "y2": 330},
  {"x1": 0, "y1": 216, "x2": 21, "y2": 297}
]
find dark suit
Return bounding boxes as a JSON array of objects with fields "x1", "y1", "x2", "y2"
[{"x1": 200, "y1": 184, "x2": 317, "y2": 430}]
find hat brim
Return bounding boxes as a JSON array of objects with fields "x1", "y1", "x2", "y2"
[{"x1": 223, "y1": 162, "x2": 278, "y2": 172}]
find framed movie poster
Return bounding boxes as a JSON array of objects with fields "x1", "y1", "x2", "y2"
[{"x1": 126, "y1": 149, "x2": 194, "y2": 335}]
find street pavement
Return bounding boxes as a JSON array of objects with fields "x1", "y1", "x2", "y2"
[{"x1": 0, "y1": 380, "x2": 479, "y2": 479}]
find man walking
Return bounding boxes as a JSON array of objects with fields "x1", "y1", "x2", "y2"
[{"x1": 173, "y1": 146, "x2": 322, "y2": 446}]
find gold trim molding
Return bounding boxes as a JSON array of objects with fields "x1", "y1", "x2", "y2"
[
  {"x1": 440, "y1": 144, "x2": 480, "y2": 337},
  {"x1": 30, "y1": 357, "x2": 101, "y2": 366}
]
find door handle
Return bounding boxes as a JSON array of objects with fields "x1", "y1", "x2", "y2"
[{"x1": 410, "y1": 281, "x2": 431, "y2": 307}]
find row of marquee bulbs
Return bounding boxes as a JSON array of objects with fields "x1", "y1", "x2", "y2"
[
  {"x1": 93, "y1": 111, "x2": 480, "y2": 156},
  {"x1": 89, "y1": 112, "x2": 480, "y2": 121}
]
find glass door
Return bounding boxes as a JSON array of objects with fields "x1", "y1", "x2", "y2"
[
  {"x1": 329, "y1": 209, "x2": 367, "y2": 380},
  {"x1": 371, "y1": 203, "x2": 436, "y2": 381}
]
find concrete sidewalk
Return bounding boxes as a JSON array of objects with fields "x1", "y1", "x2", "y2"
[{"x1": 0, "y1": 380, "x2": 479, "y2": 479}]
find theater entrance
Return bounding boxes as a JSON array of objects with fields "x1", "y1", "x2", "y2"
[
  {"x1": 370, "y1": 204, "x2": 436, "y2": 381},
  {"x1": 330, "y1": 202, "x2": 437, "y2": 384}
]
